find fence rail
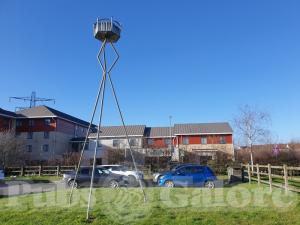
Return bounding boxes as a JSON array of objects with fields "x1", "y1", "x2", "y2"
[
  {"x1": 4, "y1": 165, "x2": 77, "y2": 177},
  {"x1": 241, "y1": 163, "x2": 300, "y2": 193}
]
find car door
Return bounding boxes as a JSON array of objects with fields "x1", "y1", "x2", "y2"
[
  {"x1": 191, "y1": 166, "x2": 205, "y2": 187},
  {"x1": 173, "y1": 167, "x2": 193, "y2": 187},
  {"x1": 94, "y1": 168, "x2": 111, "y2": 187},
  {"x1": 78, "y1": 168, "x2": 91, "y2": 187}
]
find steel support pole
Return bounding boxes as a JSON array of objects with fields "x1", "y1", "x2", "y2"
[
  {"x1": 86, "y1": 42, "x2": 108, "y2": 220},
  {"x1": 69, "y1": 39, "x2": 107, "y2": 205},
  {"x1": 107, "y1": 42, "x2": 147, "y2": 203}
]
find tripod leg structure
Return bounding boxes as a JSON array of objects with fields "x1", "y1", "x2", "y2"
[
  {"x1": 107, "y1": 42, "x2": 147, "y2": 203},
  {"x1": 69, "y1": 39, "x2": 107, "y2": 205},
  {"x1": 71, "y1": 38, "x2": 147, "y2": 221},
  {"x1": 86, "y1": 43, "x2": 108, "y2": 220}
]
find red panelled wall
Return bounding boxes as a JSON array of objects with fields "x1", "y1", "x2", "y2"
[
  {"x1": 0, "y1": 116, "x2": 13, "y2": 131},
  {"x1": 176, "y1": 134, "x2": 232, "y2": 145},
  {"x1": 15, "y1": 118, "x2": 56, "y2": 132},
  {"x1": 148, "y1": 138, "x2": 168, "y2": 148}
]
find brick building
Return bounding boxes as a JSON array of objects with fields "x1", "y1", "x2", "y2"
[
  {"x1": 0, "y1": 106, "x2": 90, "y2": 162},
  {"x1": 0, "y1": 108, "x2": 17, "y2": 131},
  {"x1": 87, "y1": 122, "x2": 234, "y2": 163}
]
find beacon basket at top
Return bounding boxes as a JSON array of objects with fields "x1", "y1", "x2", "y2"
[{"x1": 93, "y1": 18, "x2": 121, "y2": 43}]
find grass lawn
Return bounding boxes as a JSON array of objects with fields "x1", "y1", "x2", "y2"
[{"x1": 0, "y1": 181, "x2": 299, "y2": 225}]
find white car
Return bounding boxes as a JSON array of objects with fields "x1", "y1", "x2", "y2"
[
  {"x1": 0, "y1": 168, "x2": 4, "y2": 180},
  {"x1": 100, "y1": 165, "x2": 143, "y2": 185}
]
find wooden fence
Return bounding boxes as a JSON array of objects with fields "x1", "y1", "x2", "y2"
[
  {"x1": 4, "y1": 165, "x2": 153, "y2": 177},
  {"x1": 5, "y1": 165, "x2": 77, "y2": 177},
  {"x1": 241, "y1": 163, "x2": 300, "y2": 193}
]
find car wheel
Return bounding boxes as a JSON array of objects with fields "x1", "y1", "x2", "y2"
[
  {"x1": 128, "y1": 175, "x2": 137, "y2": 185},
  {"x1": 204, "y1": 180, "x2": 215, "y2": 189},
  {"x1": 165, "y1": 180, "x2": 174, "y2": 188},
  {"x1": 68, "y1": 179, "x2": 78, "y2": 189},
  {"x1": 109, "y1": 180, "x2": 120, "y2": 188}
]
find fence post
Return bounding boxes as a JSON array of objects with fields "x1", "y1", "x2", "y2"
[
  {"x1": 57, "y1": 165, "x2": 60, "y2": 176},
  {"x1": 39, "y1": 165, "x2": 42, "y2": 176},
  {"x1": 283, "y1": 164, "x2": 288, "y2": 194},
  {"x1": 256, "y1": 164, "x2": 261, "y2": 185},
  {"x1": 247, "y1": 164, "x2": 251, "y2": 183},
  {"x1": 241, "y1": 164, "x2": 245, "y2": 182},
  {"x1": 20, "y1": 166, "x2": 24, "y2": 176},
  {"x1": 268, "y1": 164, "x2": 272, "y2": 192}
]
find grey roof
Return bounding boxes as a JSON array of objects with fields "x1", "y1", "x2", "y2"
[
  {"x1": 16, "y1": 106, "x2": 90, "y2": 127},
  {"x1": 145, "y1": 127, "x2": 174, "y2": 138},
  {"x1": 89, "y1": 125, "x2": 146, "y2": 138},
  {"x1": 0, "y1": 108, "x2": 18, "y2": 118},
  {"x1": 174, "y1": 123, "x2": 233, "y2": 135}
]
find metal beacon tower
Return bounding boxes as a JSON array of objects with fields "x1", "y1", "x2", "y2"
[{"x1": 69, "y1": 18, "x2": 146, "y2": 220}]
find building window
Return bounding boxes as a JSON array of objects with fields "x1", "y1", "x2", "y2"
[
  {"x1": 42, "y1": 144, "x2": 49, "y2": 152},
  {"x1": 129, "y1": 138, "x2": 138, "y2": 147},
  {"x1": 182, "y1": 137, "x2": 189, "y2": 145},
  {"x1": 147, "y1": 139, "x2": 154, "y2": 145},
  {"x1": 27, "y1": 132, "x2": 33, "y2": 139},
  {"x1": 28, "y1": 119, "x2": 34, "y2": 127},
  {"x1": 220, "y1": 136, "x2": 226, "y2": 144},
  {"x1": 201, "y1": 137, "x2": 207, "y2": 145},
  {"x1": 84, "y1": 142, "x2": 89, "y2": 150},
  {"x1": 44, "y1": 118, "x2": 51, "y2": 126},
  {"x1": 16, "y1": 120, "x2": 22, "y2": 127},
  {"x1": 96, "y1": 140, "x2": 102, "y2": 147},
  {"x1": 26, "y1": 145, "x2": 32, "y2": 152},
  {"x1": 113, "y1": 139, "x2": 120, "y2": 148},
  {"x1": 164, "y1": 138, "x2": 171, "y2": 145},
  {"x1": 44, "y1": 131, "x2": 49, "y2": 139}
]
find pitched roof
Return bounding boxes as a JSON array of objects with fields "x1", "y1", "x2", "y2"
[
  {"x1": 89, "y1": 125, "x2": 146, "y2": 138},
  {"x1": 145, "y1": 127, "x2": 174, "y2": 138},
  {"x1": 0, "y1": 108, "x2": 18, "y2": 118},
  {"x1": 16, "y1": 105, "x2": 90, "y2": 127},
  {"x1": 174, "y1": 123, "x2": 233, "y2": 135}
]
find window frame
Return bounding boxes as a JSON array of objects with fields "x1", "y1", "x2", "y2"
[
  {"x1": 28, "y1": 119, "x2": 34, "y2": 127},
  {"x1": 182, "y1": 137, "x2": 189, "y2": 145},
  {"x1": 42, "y1": 144, "x2": 49, "y2": 152},
  {"x1": 220, "y1": 136, "x2": 226, "y2": 144},
  {"x1": 147, "y1": 138, "x2": 154, "y2": 145},
  {"x1": 27, "y1": 132, "x2": 33, "y2": 139},
  {"x1": 44, "y1": 131, "x2": 49, "y2": 139},
  {"x1": 44, "y1": 118, "x2": 51, "y2": 126},
  {"x1": 26, "y1": 145, "x2": 32, "y2": 153},
  {"x1": 201, "y1": 136, "x2": 207, "y2": 145}
]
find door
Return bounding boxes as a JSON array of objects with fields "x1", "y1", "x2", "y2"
[
  {"x1": 93, "y1": 168, "x2": 110, "y2": 187},
  {"x1": 191, "y1": 166, "x2": 205, "y2": 187},
  {"x1": 173, "y1": 167, "x2": 194, "y2": 187},
  {"x1": 78, "y1": 168, "x2": 91, "y2": 187}
]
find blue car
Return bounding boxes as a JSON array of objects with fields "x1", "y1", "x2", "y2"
[{"x1": 158, "y1": 164, "x2": 217, "y2": 188}]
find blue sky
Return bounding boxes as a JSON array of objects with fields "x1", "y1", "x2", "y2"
[{"x1": 0, "y1": 0, "x2": 300, "y2": 142}]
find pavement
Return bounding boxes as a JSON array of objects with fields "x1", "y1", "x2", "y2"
[
  {"x1": 0, "y1": 180, "x2": 66, "y2": 197},
  {"x1": 0, "y1": 179, "x2": 155, "y2": 197}
]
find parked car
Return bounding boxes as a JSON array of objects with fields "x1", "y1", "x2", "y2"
[
  {"x1": 100, "y1": 165, "x2": 144, "y2": 185},
  {"x1": 0, "y1": 168, "x2": 4, "y2": 180},
  {"x1": 157, "y1": 164, "x2": 217, "y2": 188},
  {"x1": 63, "y1": 166, "x2": 128, "y2": 188},
  {"x1": 153, "y1": 163, "x2": 201, "y2": 183}
]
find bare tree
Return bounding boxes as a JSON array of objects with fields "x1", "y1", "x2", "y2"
[
  {"x1": 233, "y1": 105, "x2": 271, "y2": 171},
  {"x1": 0, "y1": 129, "x2": 25, "y2": 167}
]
